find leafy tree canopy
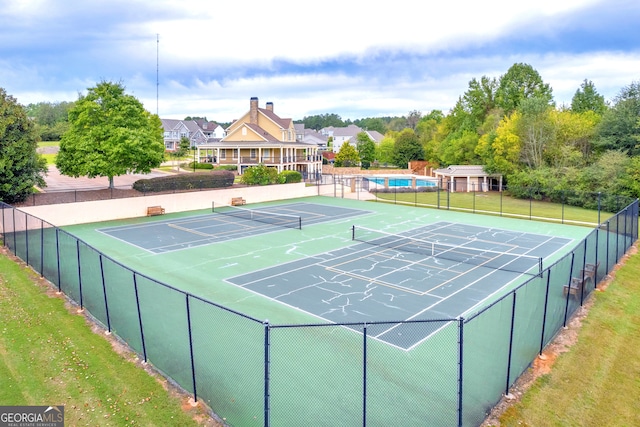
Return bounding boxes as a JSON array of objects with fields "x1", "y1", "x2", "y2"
[
  {"x1": 334, "y1": 141, "x2": 360, "y2": 167},
  {"x1": 0, "y1": 88, "x2": 48, "y2": 203},
  {"x1": 393, "y1": 129, "x2": 424, "y2": 168},
  {"x1": 495, "y1": 63, "x2": 553, "y2": 114},
  {"x1": 595, "y1": 81, "x2": 640, "y2": 156},
  {"x1": 355, "y1": 132, "x2": 375, "y2": 169},
  {"x1": 56, "y1": 81, "x2": 165, "y2": 188},
  {"x1": 571, "y1": 79, "x2": 607, "y2": 115}
]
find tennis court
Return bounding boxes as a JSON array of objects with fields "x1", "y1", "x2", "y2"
[
  {"x1": 98, "y1": 202, "x2": 372, "y2": 253},
  {"x1": 228, "y1": 221, "x2": 571, "y2": 350},
  {"x1": 78, "y1": 197, "x2": 578, "y2": 351}
]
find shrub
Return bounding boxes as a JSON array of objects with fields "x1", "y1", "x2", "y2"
[
  {"x1": 239, "y1": 164, "x2": 281, "y2": 185},
  {"x1": 188, "y1": 162, "x2": 214, "y2": 170},
  {"x1": 215, "y1": 165, "x2": 238, "y2": 172},
  {"x1": 279, "y1": 170, "x2": 302, "y2": 183},
  {"x1": 133, "y1": 170, "x2": 234, "y2": 192}
]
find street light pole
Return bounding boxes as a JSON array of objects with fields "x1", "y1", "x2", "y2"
[{"x1": 193, "y1": 146, "x2": 196, "y2": 172}]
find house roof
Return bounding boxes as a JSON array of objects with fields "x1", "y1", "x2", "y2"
[{"x1": 433, "y1": 165, "x2": 498, "y2": 177}]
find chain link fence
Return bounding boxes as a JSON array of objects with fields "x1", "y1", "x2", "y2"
[{"x1": 0, "y1": 196, "x2": 637, "y2": 426}]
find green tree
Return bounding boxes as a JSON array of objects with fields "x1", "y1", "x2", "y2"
[
  {"x1": 298, "y1": 113, "x2": 345, "y2": 130},
  {"x1": 26, "y1": 101, "x2": 74, "y2": 141},
  {"x1": 354, "y1": 117, "x2": 387, "y2": 134},
  {"x1": 548, "y1": 109, "x2": 599, "y2": 167},
  {"x1": 517, "y1": 97, "x2": 555, "y2": 169},
  {"x1": 439, "y1": 130, "x2": 481, "y2": 166},
  {"x1": 595, "y1": 81, "x2": 640, "y2": 156},
  {"x1": 356, "y1": 132, "x2": 375, "y2": 169},
  {"x1": 170, "y1": 136, "x2": 191, "y2": 171},
  {"x1": 462, "y1": 76, "x2": 498, "y2": 126},
  {"x1": 393, "y1": 129, "x2": 424, "y2": 168},
  {"x1": 571, "y1": 79, "x2": 607, "y2": 115},
  {"x1": 375, "y1": 136, "x2": 396, "y2": 166},
  {"x1": 406, "y1": 110, "x2": 422, "y2": 130},
  {"x1": 56, "y1": 81, "x2": 165, "y2": 188},
  {"x1": 475, "y1": 111, "x2": 522, "y2": 176},
  {"x1": 0, "y1": 88, "x2": 48, "y2": 203},
  {"x1": 495, "y1": 63, "x2": 554, "y2": 114},
  {"x1": 334, "y1": 142, "x2": 359, "y2": 167}
]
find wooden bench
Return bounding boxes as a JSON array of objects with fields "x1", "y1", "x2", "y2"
[
  {"x1": 146, "y1": 206, "x2": 165, "y2": 216},
  {"x1": 231, "y1": 197, "x2": 246, "y2": 206},
  {"x1": 563, "y1": 261, "x2": 600, "y2": 297}
]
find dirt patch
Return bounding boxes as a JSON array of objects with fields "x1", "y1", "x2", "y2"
[{"x1": 480, "y1": 245, "x2": 636, "y2": 426}]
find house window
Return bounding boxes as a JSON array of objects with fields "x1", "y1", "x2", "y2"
[
  {"x1": 220, "y1": 150, "x2": 226, "y2": 160},
  {"x1": 250, "y1": 149, "x2": 257, "y2": 159},
  {"x1": 232, "y1": 149, "x2": 238, "y2": 159},
  {"x1": 242, "y1": 127, "x2": 247, "y2": 136}
]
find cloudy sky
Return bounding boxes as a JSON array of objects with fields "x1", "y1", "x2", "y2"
[{"x1": 1, "y1": 0, "x2": 639, "y2": 122}]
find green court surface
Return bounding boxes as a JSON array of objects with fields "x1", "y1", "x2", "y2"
[{"x1": 65, "y1": 196, "x2": 588, "y2": 328}]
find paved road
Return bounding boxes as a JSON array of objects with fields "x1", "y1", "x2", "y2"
[{"x1": 42, "y1": 166, "x2": 169, "y2": 191}]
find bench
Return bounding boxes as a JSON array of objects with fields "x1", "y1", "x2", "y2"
[
  {"x1": 563, "y1": 261, "x2": 601, "y2": 297},
  {"x1": 146, "y1": 206, "x2": 165, "y2": 216},
  {"x1": 231, "y1": 197, "x2": 246, "y2": 206}
]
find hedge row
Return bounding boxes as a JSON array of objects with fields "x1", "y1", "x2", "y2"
[{"x1": 133, "y1": 170, "x2": 235, "y2": 192}]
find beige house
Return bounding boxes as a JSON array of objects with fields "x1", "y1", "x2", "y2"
[
  {"x1": 197, "y1": 97, "x2": 322, "y2": 176},
  {"x1": 433, "y1": 165, "x2": 503, "y2": 192}
]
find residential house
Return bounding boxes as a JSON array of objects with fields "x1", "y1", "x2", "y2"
[
  {"x1": 321, "y1": 124, "x2": 384, "y2": 153},
  {"x1": 196, "y1": 97, "x2": 322, "y2": 176},
  {"x1": 195, "y1": 119, "x2": 225, "y2": 141},
  {"x1": 295, "y1": 123, "x2": 329, "y2": 151},
  {"x1": 161, "y1": 119, "x2": 208, "y2": 151}
]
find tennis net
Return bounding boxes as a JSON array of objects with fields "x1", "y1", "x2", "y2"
[
  {"x1": 213, "y1": 202, "x2": 302, "y2": 230},
  {"x1": 352, "y1": 226, "x2": 542, "y2": 275}
]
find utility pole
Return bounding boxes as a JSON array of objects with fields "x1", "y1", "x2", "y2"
[{"x1": 156, "y1": 34, "x2": 159, "y2": 116}]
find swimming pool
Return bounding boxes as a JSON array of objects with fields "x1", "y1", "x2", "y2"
[{"x1": 364, "y1": 176, "x2": 438, "y2": 188}]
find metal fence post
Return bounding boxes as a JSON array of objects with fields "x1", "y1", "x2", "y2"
[
  {"x1": 264, "y1": 320, "x2": 271, "y2": 427},
  {"x1": 363, "y1": 323, "x2": 368, "y2": 427},
  {"x1": 76, "y1": 240, "x2": 84, "y2": 309},
  {"x1": 539, "y1": 270, "x2": 552, "y2": 354},
  {"x1": 458, "y1": 318, "x2": 464, "y2": 427},
  {"x1": 133, "y1": 273, "x2": 148, "y2": 362},
  {"x1": 505, "y1": 292, "x2": 517, "y2": 396},
  {"x1": 99, "y1": 254, "x2": 112, "y2": 332},
  {"x1": 40, "y1": 221, "x2": 44, "y2": 277},
  {"x1": 185, "y1": 295, "x2": 198, "y2": 402},
  {"x1": 563, "y1": 253, "x2": 575, "y2": 327},
  {"x1": 55, "y1": 228, "x2": 61, "y2": 292}
]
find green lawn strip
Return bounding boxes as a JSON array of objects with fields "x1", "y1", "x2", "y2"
[
  {"x1": 37, "y1": 141, "x2": 60, "y2": 148},
  {"x1": 498, "y1": 249, "x2": 640, "y2": 426},
  {"x1": 0, "y1": 253, "x2": 212, "y2": 426},
  {"x1": 374, "y1": 191, "x2": 612, "y2": 225}
]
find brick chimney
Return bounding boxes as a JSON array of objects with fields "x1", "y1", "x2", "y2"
[
  {"x1": 250, "y1": 97, "x2": 259, "y2": 125},
  {"x1": 266, "y1": 101, "x2": 273, "y2": 112}
]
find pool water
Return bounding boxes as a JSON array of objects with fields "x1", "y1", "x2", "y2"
[{"x1": 365, "y1": 177, "x2": 437, "y2": 188}]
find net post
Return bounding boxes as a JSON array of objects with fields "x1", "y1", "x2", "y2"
[
  {"x1": 351, "y1": 225, "x2": 355, "y2": 241},
  {"x1": 211, "y1": 201, "x2": 215, "y2": 213}
]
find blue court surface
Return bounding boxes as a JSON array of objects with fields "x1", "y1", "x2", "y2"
[{"x1": 227, "y1": 221, "x2": 572, "y2": 350}]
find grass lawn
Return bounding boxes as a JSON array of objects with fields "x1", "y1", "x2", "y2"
[
  {"x1": 0, "y1": 250, "x2": 221, "y2": 426},
  {"x1": 374, "y1": 191, "x2": 614, "y2": 226},
  {"x1": 492, "y1": 245, "x2": 640, "y2": 426}
]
